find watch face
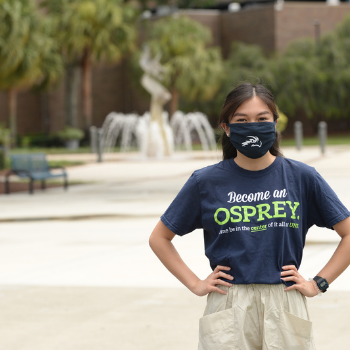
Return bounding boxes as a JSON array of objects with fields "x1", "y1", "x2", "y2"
[{"x1": 316, "y1": 278, "x2": 329, "y2": 292}]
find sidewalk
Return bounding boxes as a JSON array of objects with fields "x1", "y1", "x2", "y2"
[
  {"x1": 2, "y1": 145, "x2": 350, "y2": 222},
  {"x1": 0, "y1": 145, "x2": 350, "y2": 349}
]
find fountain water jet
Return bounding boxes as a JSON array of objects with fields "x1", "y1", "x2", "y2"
[
  {"x1": 99, "y1": 110, "x2": 215, "y2": 157},
  {"x1": 171, "y1": 111, "x2": 216, "y2": 152},
  {"x1": 136, "y1": 112, "x2": 174, "y2": 158},
  {"x1": 101, "y1": 112, "x2": 139, "y2": 153}
]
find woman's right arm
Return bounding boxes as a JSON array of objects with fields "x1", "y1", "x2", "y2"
[{"x1": 149, "y1": 220, "x2": 234, "y2": 296}]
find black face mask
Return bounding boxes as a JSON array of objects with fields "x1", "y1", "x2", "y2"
[{"x1": 227, "y1": 121, "x2": 277, "y2": 159}]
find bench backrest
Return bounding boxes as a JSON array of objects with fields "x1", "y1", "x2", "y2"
[{"x1": 10, "y1": 154, "x2": 49, "y2": 172}]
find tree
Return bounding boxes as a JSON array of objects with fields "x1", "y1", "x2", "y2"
[
  {"x1": 223, "y1": 42, "x2": 274, "y2": 92},
  {"x1": 183, "y1": 42, "x2": 272, "y2": 123},
  {"x1": 0, "y1": 0, "x2": 63, "y2": 143},
  {"x1": 324, "y1": 16, "x2": 350, "y2": 119},
  {"x1": 133, "y1": 0, "x2": 215, "y2": 11},
  {"x1": 146, "y1": 15, "x2": 224, "y2": 116},
  {"x1": 271, "y1": 40, "x2": 326, "y2": 120},
  {"x1": 272, "y1": 33, "x2": 350, "y2": 128},
  {"x1": 43, "y1": 0, "x2": 138, "y2": 129},
  {"x1": 177, "y1": 14, "x2": 350, "y2": 130}
]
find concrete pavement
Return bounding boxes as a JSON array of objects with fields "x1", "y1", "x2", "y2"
[{"x1": 1, "y1": 145, "x2": 350, "y2": 349}]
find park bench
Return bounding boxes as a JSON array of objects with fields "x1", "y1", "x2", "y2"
[{"x1": 5, "y1": 153, "x2": 68, "y2": 194}]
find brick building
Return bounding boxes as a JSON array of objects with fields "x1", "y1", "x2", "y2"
[{"x1": 1, "y1": 2, "x2": 350, "y2": 136}]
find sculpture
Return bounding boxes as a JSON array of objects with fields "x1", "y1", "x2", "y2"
[{"x1": 139, "y1": 45, "x2": 173, "y2": 157}]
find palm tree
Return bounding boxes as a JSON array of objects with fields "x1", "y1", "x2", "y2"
[
  {"x1": 0, "y1": 0, "x2": 63, "y2": 144},
  {"x1": 146, "y1": 16, "x2": 224, "y2": 117},
  {"x1": 42, "y1": 0, "x2": 138, "y2": 129}
]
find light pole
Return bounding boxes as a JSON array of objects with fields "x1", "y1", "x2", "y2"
[{"x1": 314, "y1": 19, "x2": 321, "y2": 48}]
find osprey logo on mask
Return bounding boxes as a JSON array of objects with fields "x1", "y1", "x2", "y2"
[
  {"x1": 242, "y1": 136, "x2": 262, "y2": 148},
  {"x1": 227, "y1": 121, "x2": 277, "y2": 159}
]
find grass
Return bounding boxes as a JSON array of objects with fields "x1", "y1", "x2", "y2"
[
  {"x1": 186, "y1": 134, "x2": 350, "y2": 150},
  {"x1": 174, "y1": 144, "x2": 209, "y2": 151},
  {"x1": 281, "y1": 135, "x2": 350, "y2": 147},
  {"x1": 48, "y1": 160, "x2": 85, "y2": 168},
  {"x1": 5, "y1": 134, "x2": 350, "y2": 159},
  {"x1": 0, "y1": 157, "x2": 85, "y2": 171},
  {"x1": 9, "y1": 178, "x2": 86, "y2": 185},
  {"x1": 11, "y1": 147, "x2": 92, "y2": 154},
  {"x1": 179, "y1": 134, "x2": 350, "y2": 150},
  {"x1": 10, "y1": 146, "x2": 136, "y2": 154}
]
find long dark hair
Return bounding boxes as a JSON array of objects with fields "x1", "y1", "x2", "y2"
[{"x1": 218, "y1": 83, "x2": 283, "y2": 160}]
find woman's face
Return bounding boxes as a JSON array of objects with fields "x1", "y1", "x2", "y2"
[{"x1": 222, "y1": 96, "x2": 275, "y2": 134}]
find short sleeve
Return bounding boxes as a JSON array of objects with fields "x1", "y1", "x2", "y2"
[
  {"x1": 307, "y1": 170, "x2": 350, "y2": 229},
  {"x1": 161, "y1": 172, "x2": 203, "y2": 236}
]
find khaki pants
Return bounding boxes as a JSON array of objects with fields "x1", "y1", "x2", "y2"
[{"x1": 198, "y1": 284, "x2": 315, "y2": 350}]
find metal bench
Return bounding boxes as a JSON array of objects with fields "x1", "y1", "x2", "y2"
[{"x1": 5, "y1": 153, "x2": 68, "y2": 194}]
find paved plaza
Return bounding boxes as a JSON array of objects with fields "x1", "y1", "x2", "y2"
[{"x1": 1, "y1": 145, "x2": 350, "y2": 349}]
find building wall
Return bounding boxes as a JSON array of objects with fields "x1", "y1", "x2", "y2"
[
  {"x1": 17, "y1": 92, "x2": 42, "y2": 135},
  {"x1": 47, "y1": 79, "x2": 66, "y2": 134},
  {"x1": 0, "y1": 93, "x2": 8, "y2": 129},
  {"x1": 91, "y1": 61, "x2": 150, "y2": 127},
  {"x1": 0, "y1": 91, "x2": 42, "y2": 136},
  {"x1": 2, "y1": 3, "x2": 350, "y2": 136},
  {"x1": 275, "y1": 3, "x2": 350, "y2": 52},
  {"x1": 181, "y1": 7, "x2": 276, "y2": 57},
  {"x1": 92, "y1": 63, "x2": 125, "y2": 127},
  {"x1": 181, "y1": 10, "x2": 222, "y2": 47},
  {"x1": 221, "y1": 5, "x2": 276, "y2": 58}
]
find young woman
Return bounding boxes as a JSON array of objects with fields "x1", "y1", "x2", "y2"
[{"x1": 149, "y1": 83, "x2": 350, "y2": 350}]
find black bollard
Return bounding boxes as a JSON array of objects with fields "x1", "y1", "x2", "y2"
[
  {"x1": 90, "y1": 126, "x2": 97, "y2": 154},
  {"x1": 318, "y1": 121, "x2": 327, "y2": 155},
  {"x1": 97, "y1": 128, "x2": 103, "y2": 163},
  {"x1": 294, "y1": 121, "x2": 303, "y2": 151}
]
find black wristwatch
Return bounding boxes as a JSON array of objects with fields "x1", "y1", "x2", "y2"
[{"x1": 313, "y1": 276, "x2": 329, "y2": 293}]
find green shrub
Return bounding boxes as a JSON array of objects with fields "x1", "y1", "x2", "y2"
[
  {"x1": 276, "y1": 107, "x2": 288, "y2": 133},
  {"x1": 57, "y1": 127, "x2": 84, "y2": 141},
  {"x1": 20, "y1": 134, "x2": 63, "y2": 148}
]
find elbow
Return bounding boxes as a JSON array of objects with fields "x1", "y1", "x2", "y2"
[
  {"x1": 149, "y1": 220, "x2": 175, "y2": 252},
  {"x1": 149, "y1": 233, "x2": 156, "y2": 251}
]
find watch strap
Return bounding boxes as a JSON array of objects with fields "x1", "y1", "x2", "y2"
[{"x1": 313, "y1": 276, "x2": 329, "y2": 293}]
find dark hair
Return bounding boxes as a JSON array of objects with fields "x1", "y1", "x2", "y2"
[{"x1": 218, "y1": 83, "x2": 283, "y2": 160}]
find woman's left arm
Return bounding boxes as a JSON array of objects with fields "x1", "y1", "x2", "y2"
[
  {"x1": 315, "y1": 216, "x2": 350, "y2": 284},
  {"x1": 282, "y1": 216, "x2": 350, "y2": 297}
]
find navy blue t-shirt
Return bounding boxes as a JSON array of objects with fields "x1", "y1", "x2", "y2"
[{"x1": 161, "y1": 157, "x2": 350, "y2": 285}]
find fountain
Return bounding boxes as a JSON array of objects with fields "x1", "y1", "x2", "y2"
[
  {"x1": 95, "y1": 45, "x2": 217, "y2": 158},
  {"x1": 99, "y1": 110, "x2": 216, "y2": 157}
]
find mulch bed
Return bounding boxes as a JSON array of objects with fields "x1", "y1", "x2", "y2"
[
  {"x1": 0, "y1": 182, "x2": 65, "y2": 195},
  {"x1": 0, "y1": 169, "x2": 66, "y2": 195}
]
